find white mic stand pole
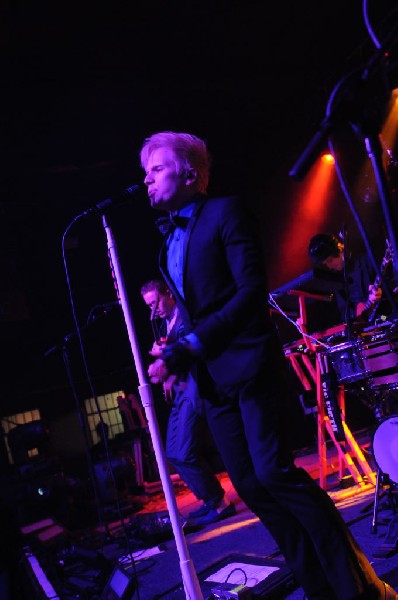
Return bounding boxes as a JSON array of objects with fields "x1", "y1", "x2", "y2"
[{"x1": 101, "y1": 213, "x2": 204, "y2": 600}]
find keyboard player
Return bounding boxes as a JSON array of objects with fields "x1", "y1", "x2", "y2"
[{"x1": 308, "y1": 232, "x2": 390, "y2": 325}]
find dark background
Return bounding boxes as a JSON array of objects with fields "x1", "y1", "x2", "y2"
[{"x1": 1, "y1": 1, "x2": 398, "y2": 447}]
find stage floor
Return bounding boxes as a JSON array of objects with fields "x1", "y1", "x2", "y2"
[
  {"x1": 97, "y1": 432, "x2": 398, "y2": 599},
  {"x1": 16, "y1": 426, "x2": 398, "y2": 599}
]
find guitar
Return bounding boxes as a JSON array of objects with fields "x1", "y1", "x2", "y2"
[
  {"x1": 148, "y1": 336, "x2": 181, "y2": 404},
  {"x1": 148, "y1": 313, "x2": 185, "y2": 404},
  {"x1": 357, "y1": 239, "x2": 393, "y2": 322},
  {"x1": 147, "y1": 356, "x2": 179, "y2": 404}
]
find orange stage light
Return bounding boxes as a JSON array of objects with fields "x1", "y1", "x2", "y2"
[
  {"x1": 321, "y1": 153, "x2": 335, "y2": 165},
  {"x1": 273, "y1": 155, "x2": 337, "y2": 285}
]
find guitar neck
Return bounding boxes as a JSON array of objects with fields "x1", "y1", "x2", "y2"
[{"x1": 361, "y1": 246, "x2": 391, "y2": 314}]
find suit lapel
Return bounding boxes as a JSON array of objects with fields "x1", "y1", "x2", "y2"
[
  {"x1": 158, "y1": 195, "x2": 208, "y2": 331},
  {"x1": 182, "y1": 196, "x2": 207, "y2": 286}
]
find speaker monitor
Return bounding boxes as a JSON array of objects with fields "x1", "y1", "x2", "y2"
[{"x1": 100, "y1": 565, "x2": 136, "y2": 600}]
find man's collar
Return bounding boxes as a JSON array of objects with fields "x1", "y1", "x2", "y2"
[
  {"x1": 172, "y1": 193, "x2": 206, "y2": 217},
  {"x1": 156, "y1": 194, "x2": 207, "y2": 236}
]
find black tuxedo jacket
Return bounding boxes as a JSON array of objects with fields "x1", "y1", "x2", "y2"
[{"x1": 159, "y1": 195, "x2": 276, "y2": 386}]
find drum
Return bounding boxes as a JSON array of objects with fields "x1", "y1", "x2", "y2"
[
  {"x1": 326, "y1": 340, "x2": 367, "y2": 384},
  {"x1": 360, "y1": 325, "x2": 398, "y2": 391},
  {"x1": 372, "y1": 415, "x2": 398, "y2": 483}
]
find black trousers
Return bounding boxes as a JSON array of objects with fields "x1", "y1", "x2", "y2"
[
  {"x1": 166, "y1": 375, "x2": 224, "y2": 503},
  {"x1": 201, "y1": 351, "x2": 380, "y2": 600}
]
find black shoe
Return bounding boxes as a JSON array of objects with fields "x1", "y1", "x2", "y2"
[
  {"x1": 187, "y1": 502, "x2": 213, "y2": 520},
  {"x1": 354, "y1": 581, "x2": 398, "y2": 599},
  {"x1": 304, "y1": 581, "x2": 398, "y2": 600},
  {"x1": 190, "y1": 502, "x2": 236, "y2": 527},
  {"x1": 187, "y1": 494, "x2": 227, "y2": 520},
  {"x1": 382, "y1": 582, "x2": 398, "y2": 600}
]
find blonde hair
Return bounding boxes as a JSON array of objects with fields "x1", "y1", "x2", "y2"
[{"x1": 140, "y1": 131, "x2": 210, "y2": 194}]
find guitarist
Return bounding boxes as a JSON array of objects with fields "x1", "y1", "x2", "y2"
[
  {"x1": 308, "y1": 232, "x2": 396, "y2": 325},
  {"x1": 140, "y1": 279, "x2": 235, "y2": 526}
]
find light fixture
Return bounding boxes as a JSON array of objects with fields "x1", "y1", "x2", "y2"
[{"x1": 321, "y1": 153, "x2": 335, "y2": 165}]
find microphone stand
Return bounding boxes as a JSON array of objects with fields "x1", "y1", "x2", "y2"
[
  {"x1": 289, "y1": 24, "x2": 398, "y2": 293},
  {"x1": 101, "y1": 213, "x2": 204, "y2": 600},
  {"x1": 339, "y1": 226, "x2": 355, "y2": 340},
  {"x1": 363, "y1": 132, "x2": 398, "y2": 291}
]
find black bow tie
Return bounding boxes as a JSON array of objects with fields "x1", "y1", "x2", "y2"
[{"x1": 155, "y1": 214, "x2": 190, "y2": 237}]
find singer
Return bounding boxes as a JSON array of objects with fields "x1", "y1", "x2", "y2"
[{"x1": 137, "y1": 130, "x2": 396, "y2": 599}]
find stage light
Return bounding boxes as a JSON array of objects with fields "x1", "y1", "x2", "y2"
[
  {"x1": 321, "y1": 153, "x2": 335, "y2": 165},
  {"x1": 272, "y1": 152, "x2": 337, "y2": 284}
]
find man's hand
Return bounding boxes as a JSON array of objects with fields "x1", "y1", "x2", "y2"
[
  {"x1": 161, "y1": 340, "x2": 193, "y2": 375},
  {"x1": 148, "y1": 358, "x2": 168, "y2": 384},
  {"x1": 149, "y1": 340, "x2": 164, "y2": 357},
  {"x1": 367, "y1": 284, "x2": 382, "y2": 305},
  {"x1": 356, "y1": 284, "x2": 383, "y2": 318}
]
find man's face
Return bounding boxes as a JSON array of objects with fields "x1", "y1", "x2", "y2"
[
  {"x1": 142, "y1": 289, "x2": 175, "y2": 319},
  {"x1": 143, "y1": 147, "x2": 193, "y2": 212},
  {"x1": 321, "y1": 253, "x2": 344, "y2": 271}
]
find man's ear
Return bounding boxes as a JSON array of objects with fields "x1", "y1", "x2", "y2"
[{"x1": 185, "y1": 169, "x2": 197, "y2": 184}]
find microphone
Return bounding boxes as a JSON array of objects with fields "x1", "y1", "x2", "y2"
[
  {"x1": 83, "y1": 184, "x2": 143, "y2": 216},
  {"x1": 86, "y1": 301, "x2": 120, "y2": 323}
]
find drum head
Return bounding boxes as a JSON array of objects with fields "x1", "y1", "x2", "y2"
[
  {"x1": 327, "y1": 340, "x2": 366, "y2": 384},
  {"x1": 372, "y1": 415, "x2": 398, "y2": 484}
]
